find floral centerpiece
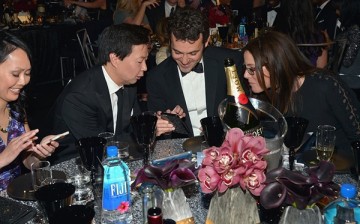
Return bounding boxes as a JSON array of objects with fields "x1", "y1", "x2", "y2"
[
  {"x1": 260, "y1": 161, "x2": 339, "y2": 210},
  {"x1": 132, "y1": 159, "x2": 198, "y2": 223},
  {"x1": 198, "y1": 128, "x2": 269, "y2": 196},
  {"x1": 198, "y1": 128, "x2": 269, "y2": 223}
]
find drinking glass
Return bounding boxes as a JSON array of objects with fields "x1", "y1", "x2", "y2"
[
  {"x1": 131, "y1": 111, "x2": 158, "y2": 165},
  {"x1": 316, "y1": 125, "x2": 336, "y2": 161},
  {"x1": 108, "y1": 140, "x2": 130, "y2": 161},
  {"x1": 98, "y1": 132, "x2": 115, "y2": 158},
  {"x1": 76, "y1": 136, "x2": 106, "y2": 186},
  {"x1": 31, "y1": 161, "x2": 52, "y2": 191},
  {"x1": 67, "y1": 162, "x2": 92, "y2": 205},
  {"x1": 284, "y1": 117, "x2": 309, "y2": 170},
  {"x1": 200, "y1": 116, "x2": 225, "y2": 147},
  {"x1": 218, "y1": 26, "x2": 229, "y2": 46}
]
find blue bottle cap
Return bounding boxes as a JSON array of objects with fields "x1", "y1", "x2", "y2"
[
  {"x1": 340, "y1": 183, "x2": 357, "y2": 199},
  {"x1": 106, "y1": 146, "x2": 118, "y2": 157}
]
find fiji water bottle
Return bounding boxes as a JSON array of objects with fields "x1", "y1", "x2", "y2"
[
  {"x1": 324, "y1": 183, "x2": 360, "y2": 224},
  {"x1": 101, "y1": 146, "x2": 133, "y2": 224}
]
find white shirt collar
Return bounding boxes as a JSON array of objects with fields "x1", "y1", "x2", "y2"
[
  {"x1": 102, "y1": 66, "x2": 123, "y2": 95},
  {"x1": 319, "y1": 0, "x2": 330, "y2": 10},
  {"x1": 165, "y1": 1, "x2": 176, "y2": 17}
]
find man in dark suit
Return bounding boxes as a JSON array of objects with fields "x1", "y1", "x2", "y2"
[
  {"x1": 49, "y1": 24, "x2": 175, "y2": 164},
  {"x1": 147, "y1": 7, "x2": 244, "y2": 137},
  {"x1": 146, "y1": 0, "x2": 181, "y2": 32},
  {"x1": 313, "y1": 0, "x2": 338, "y2": 40}
]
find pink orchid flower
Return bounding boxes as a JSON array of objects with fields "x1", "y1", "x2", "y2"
[
  {"x1": 198, "y1": 166, "x2": 221, "y2": 193},
  {"x1": 202, "y1": 147, "x2": 220, "y2": 166},
  {"x1": 240, "y1": 169, "x2": 266, "y2": 196}
]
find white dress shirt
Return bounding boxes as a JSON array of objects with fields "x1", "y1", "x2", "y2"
[
  {"x1": 102, "y1": 66, "x2": 123, "y2": 133},
  {"x1": 178, "y1": 59, "x2": 207, "y2": 136},
  {"x1": 267, "y1": 4, "x2": 280, "y2": 27},
  {"x1": 165, "y1": 1, "x2": 176, "y2": 18}
]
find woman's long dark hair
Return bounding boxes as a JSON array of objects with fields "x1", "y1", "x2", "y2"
[
  {"x1": 0, "y1": 31, "x2": 32, "y2": 123},
  {"x1": 243, "y1": 31, "x2": 315, "y2": 114},
  {"x1": 274, "y1": 0, "x2": 324, "y2": 63}
]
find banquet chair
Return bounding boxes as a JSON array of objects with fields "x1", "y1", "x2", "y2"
[
  {"x1": 327, "y1": 38, "x2": 348, "y2": 73},
  {"x1": 76, "y1": 28, "x2": 97, "y2": 70},
  {"x1": 60, "y1": 57, "x2": 76, "y2": 86}
]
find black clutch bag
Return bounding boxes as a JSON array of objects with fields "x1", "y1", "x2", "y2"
[{"x1": 0, "y1": 196, "x2": 37, "y2": 224}]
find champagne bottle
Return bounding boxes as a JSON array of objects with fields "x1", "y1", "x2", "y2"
[{"x1": 223, "y1": 58, "x2": 263, "y2": 136}]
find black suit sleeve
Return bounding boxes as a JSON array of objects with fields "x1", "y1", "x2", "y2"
[{"x1": 61, "y1": 91, "x2": 104, "y2": 140}]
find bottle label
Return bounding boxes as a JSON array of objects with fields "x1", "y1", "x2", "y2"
[{"x1": 102, "y1": 165, "x2": 131, "y2": 211}]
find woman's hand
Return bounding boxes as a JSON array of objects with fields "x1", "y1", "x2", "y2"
[
  {"x1": 142, "y1": 0, "x2": 160, "y2": 9},
  {"x1": 30, "y1": 135, "x2": 59, "y2": 158},
  {"x1": 0, "y1": 130, "x2": 38, "y2": 169}
]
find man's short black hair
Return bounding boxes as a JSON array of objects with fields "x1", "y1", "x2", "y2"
[
  {"x1": 97, "y1": 24, "x2": 150, "y2": 65},
  {"x1": 168, "y1": 7, "x2": 210, "y2": 44}
]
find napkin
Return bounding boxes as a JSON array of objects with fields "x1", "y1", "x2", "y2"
[{"x1": 0, "y1": 196, "x2": 36, "y2": 224}]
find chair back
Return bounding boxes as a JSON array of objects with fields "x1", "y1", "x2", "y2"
[
  {"x1": 76, "y1": 28, "x2": 97, "y2": 69},
  {"x1": 327, "y1": 38, "x2": 348, "y2": 73}
]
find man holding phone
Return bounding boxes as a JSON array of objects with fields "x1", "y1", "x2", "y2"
[
  {"x1": 147, "y1": 7, "x2": 244, "y2": 137},
  {"x1": 49, "y1": 24, "x2": 177, "y2": 164}
]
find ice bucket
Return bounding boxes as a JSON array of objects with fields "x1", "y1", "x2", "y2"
[{"x1": 218, "y1": 98, "x2": 288, "y2": 171}]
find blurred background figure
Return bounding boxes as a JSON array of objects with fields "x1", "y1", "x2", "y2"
[
  {"x1": 252, "y1": 0, "x2": 281, "y2": 28},
  {"x1": 312, "y1": 0, "x2": 338, "y2": 40},
  {"x1": 208, "y1": 0, "x2": 232, "y2": 28},
  {"x1": 113, "y1": 0, "x2": 159, "y2": 32},
  {"x1": 274, "y1": 0, "x2": 328, "y2": 68},
  {"x1": 155, "y1": 17, "x2": 170, "y2": 65},
  {"x1": 146, "y1": 0, "x2": 185, "y2": 33},
  {"x1": 335, "y1": 0, "x2": 360, "y2": 98}
]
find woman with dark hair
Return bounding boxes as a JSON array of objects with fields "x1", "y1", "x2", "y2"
[
  {"x1": 336, "y1": 0, "x2": 360, "y2": 93},
  {"x1": 274, "y1": 0, "x2": 328, "y2": 68},
  {"x1": 0, "y1": 32, "x2": 59, "y2": 190},
  {"x1": 242, "y1": 31, "x2": 360, "y2": 159}
]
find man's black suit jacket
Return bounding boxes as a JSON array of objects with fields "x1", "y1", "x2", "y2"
[
  {"x1": 315, "y1": 1, "x2": 337, "y2": 40},
  {"x1": 146, "y1": 46, "x2": 244, "y2": 137},
  {"x1": 49, "y1": 66, "x2": 140, "y2": 164}
]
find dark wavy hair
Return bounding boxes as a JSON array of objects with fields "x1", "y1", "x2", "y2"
[
  {"x1": 0, "y1": 31, "x2": 31, "y2": 123},
  {"x1": 168, "y1": 7, "x2": 209, "y2": 44},
  {"x1": 243, "y1": 31, "x2": 315, "y2": 114},
  {"x1": 97, "y1": 23, "x2": 150, "y2": 65},
  {"x1": 340, "y1": 0, "x2": 360, "y2": 28},
  {"x1": 274, "y1": 0, "x2": 324, "y2": 63}
]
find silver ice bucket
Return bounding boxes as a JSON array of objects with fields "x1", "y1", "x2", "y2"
[{"x1": 218, "y1": 98, "x2": 288, "y2": 172}]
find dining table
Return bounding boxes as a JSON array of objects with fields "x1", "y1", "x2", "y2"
[
  {"x1": 0, "y1": 138, "x2": 208, "y2": 224},
  {"x1": 0, "y1": 138, "x2": 357, "y2": 224}
]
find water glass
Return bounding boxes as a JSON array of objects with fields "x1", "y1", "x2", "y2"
[
  {"x1": 200, "y1": 116, "x2": 225, "y2": 147},
  {"x1": 108, "y1": 140, "x2": 130, "y2": 160},
  {"x1": 31, "y1": 161, "x2": 52, "y2": 191},
  {"x1": 316, "y1": 125, "x2": 336, "y2": 161}
]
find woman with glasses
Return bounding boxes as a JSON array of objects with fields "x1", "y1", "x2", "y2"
[{"x1": 242, "y1": 31, "x2": 360, "y2": 159}]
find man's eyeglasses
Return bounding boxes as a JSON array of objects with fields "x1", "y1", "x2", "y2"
[{"x1": 243, "y1": 65, "x2": 256, "y2": 76}]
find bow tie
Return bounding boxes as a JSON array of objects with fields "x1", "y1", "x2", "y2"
[
  {"x1": 267, "y1": 7, "x2": 280, "y2": 13},
  {"x1": 181, "y1": 62, "x2": 204, "y2": 76}
]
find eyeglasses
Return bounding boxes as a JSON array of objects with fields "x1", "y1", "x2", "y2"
[{"x1": 243, "y1": 65, "x2": 256, "y2": 76}]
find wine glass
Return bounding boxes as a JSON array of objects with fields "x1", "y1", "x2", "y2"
[
  {"x1": 218, "y1": 26, "x2": 229, "y2": 46},
  {"x1": 76, "y1": 136, "x2": 106, "y2": 186},
  {"x1": 131, "y1": 111, "x2": 158, "y2": 165},
  {"x1": 284, "y1": 117, "x2": 309, "y2": 170}
]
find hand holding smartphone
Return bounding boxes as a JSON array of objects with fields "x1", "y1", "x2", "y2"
[{"x1": 46, "y1": 131, "x2": 69, "y2": 144}]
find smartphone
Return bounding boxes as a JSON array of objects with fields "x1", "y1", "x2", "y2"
[
  {"x1": 161, "y1": 113, "x2": 189, "y2": 135},
  {"x1": 50, "y1": 131, "x2": 69, "y2": 141}
]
